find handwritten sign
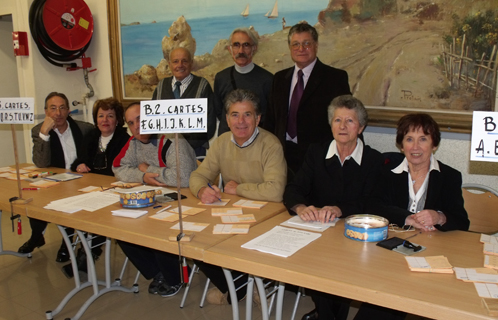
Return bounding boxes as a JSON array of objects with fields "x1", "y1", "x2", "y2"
[
  {"x1": 471, "y1": 111, "x2": 498, "y2": 162},
  {"x1": 140, "y1": 98, "x2": 207, "y2": 134},
  {"x1": 0, "y1": 97, "x2": 35, "y2": 124}
]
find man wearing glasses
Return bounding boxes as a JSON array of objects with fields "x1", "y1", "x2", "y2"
[
  {"x1": 264, "y1": 23, "x2": 351, "y2": 179},
  {"x1": 214, "y1": 27, "x2": 273, "y2": 136},
  {"x1": 19, "y1": 92, "x2": 93, "y2": 259}
]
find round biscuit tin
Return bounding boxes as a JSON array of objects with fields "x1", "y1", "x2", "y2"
[
  {"x1": 344, "y1": 214, "x2": 388, "y2": 242},
  {"x1": 119, "y1": 190, "x2": 156, "y2": 208}
]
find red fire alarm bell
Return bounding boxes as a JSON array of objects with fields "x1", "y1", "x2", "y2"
[{"x1": 13, "y1": 32, "x2": 29, "y2": 56}]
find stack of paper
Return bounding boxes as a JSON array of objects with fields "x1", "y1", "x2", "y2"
[
  {"x1": 454, "y1": 267, "x2": 498, "y2": 283},
  {"x1": 212, "y1": 208, "x2": 243, "y2": 216},
  {"x1": 199, "y1": 199, "x2": 230, "y2": 206},
  {"x1": 44, "y1": 172, "x2": 83, "y2": 182},
  {"x1": 170, "y1": 221, "x2": 209, "y2": 232},
  {"x1": 112, "y1": 209, "x2": 148, "y2": 218},
  {"x1": 213, "y1": 224, "x2": 249, "y2": 234},
  {"x1": 149, "y1": 211, "x2": 179, "y2": 222},
  {"x1": 168, "y1": 206, "x2": 205, "y2": 216},
  {"x1": 484, "y1": 244, "x2": 498, "y2": 256},
  {"x1": 233, "y1": 199, "x2": 267, "y2": 209},
  {"x1": 221, "y1": 214, "x2": 256, "y2": 224},
  {"x1": 281, "y1": 215, "x2": 338, "y2": 232},
  {"x1": 404, "y1": 256, "x2": 454, "y2": 273},
  {"x1": 44, "y1": 192, "x2": 119, "y2": 213},
  {"x1": 30, "y1": 180, "x2": 60, "y2": 188}
]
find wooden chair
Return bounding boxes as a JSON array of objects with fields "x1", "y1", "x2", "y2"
[{"x1": 462, "y1": 184, "x2": 498, "y2": 234}]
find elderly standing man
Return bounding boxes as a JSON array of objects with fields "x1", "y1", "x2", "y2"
[
  {"x1": 19, "y1": 92, "x2": 93, "y2": 262},
  {"x1": 152, "y1": 47, "x2": 216, "y2": 156},
  {"x1": 190, "y1": 89, "x2": 286, "y2": 305},
  {"x1": 214, "y1": 27, "x2": 273, "y2": 136},
  {"x1": 265, "y1": 23, "x2": 351, "y2": 179}
]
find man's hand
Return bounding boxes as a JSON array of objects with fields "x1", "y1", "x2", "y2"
[
  {"x1": 76, "y1": 163, "x2": 91, "y2": 173},
  {"x1": 198, "y1": 185, "x2": 222, "y2": 204},
  {"x1": 295, "y1": 205, "x2": 320, "y2": 221},
  {"x1": 138, "y1": 163, "x2": 149, "y2": 173},
  {"x1": 224, "y1": 181, "x2": 239, "y2": 195},
  {"x1": 40, "y1": 116, "x2": 56, "y2": 135},
  {"x1": 317, "y1": 206, "x2": 342, "y2": 223},
  {"x1": 143, "y1": 172, "x2": 166, "y2": 186}
]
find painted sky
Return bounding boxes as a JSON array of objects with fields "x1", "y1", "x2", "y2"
[{"x1": 119, "y1": 0, "x2": 330, "y2": 24}]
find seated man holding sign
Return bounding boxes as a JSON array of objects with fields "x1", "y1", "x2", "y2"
[
  {"x1": 112, "y1": 101, "x2": 197, "y2": 297},
  {"x1": 112, "y1": 102, "x2": 197, "y2": 186},
  {"x1": 189, "y1": 89, "x2": 286, "y2": 304}
]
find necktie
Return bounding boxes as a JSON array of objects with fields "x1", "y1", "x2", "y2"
[
  {"x1": 173, "y1": 81, "x2": 182, "y2": 99},
  {"x1": 288, "y1": 69, "x2": 304, "y2": 139}
]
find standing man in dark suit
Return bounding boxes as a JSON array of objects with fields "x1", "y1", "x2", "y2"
[
  {"x1": 264, "y1": 23, "x2": 351, "y2": 178},
  {"x1": 19, "y1": 92, "x2": 93, "y2": 262}
]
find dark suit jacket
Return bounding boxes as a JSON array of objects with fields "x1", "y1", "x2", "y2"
[
  {"x1": 367, "y1": 158, "x2": 470, "y2": 231},
  {"x1": 264, "y1": 59, "x2": 351, "y2": 170},
  {"x1": 284, "y1": 141, "x2": 383, "y2": 218},
  {"x1": 70, "y1": 127, "x2": 130, "y2": 176}
]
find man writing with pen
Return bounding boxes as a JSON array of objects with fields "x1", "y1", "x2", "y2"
[{"x1": 189, "y1": 89, "x2": 286, "y2": 304}]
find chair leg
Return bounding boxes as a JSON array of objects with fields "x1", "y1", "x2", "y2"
[
  {"x1": 199, "y1": 277, "x2": 211, "y2": 308},
  {"x1": 290, "y1": 287, "x2": 303, "y2": 320},
  {"x1": 180, "y1": 264, "x2": 199, "y2": 308}
]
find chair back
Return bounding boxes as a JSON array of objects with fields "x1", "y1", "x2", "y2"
[{"x1": 462, "y1": 184, "x2": 498, "y2": 234}]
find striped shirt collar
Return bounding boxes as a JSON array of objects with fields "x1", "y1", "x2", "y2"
[
  {"x1": 231, "y1": 127, "x2": 259, "y2": 148},
  {"x1": 171, "y1": 74, "x2": 194, "y2": 96}
]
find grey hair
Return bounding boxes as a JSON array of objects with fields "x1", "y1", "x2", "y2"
[
  {"x1": 288, "y1": 23, "x2": 318, "y2": 44},
  {"x1": 229, "y1": 27, "x2": 258, "y2": 48},
  {"x1": 168, "y1": 47, "x2": 192, "y2": 62},
  {"x1": 327, "y1": 95, "x2": 368, "y2": 128},
  {"x1": 224, "y1": 89, "x2": 261, "y2": 115}
]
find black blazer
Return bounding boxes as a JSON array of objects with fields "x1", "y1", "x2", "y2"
[
  {"x1": 264, "y1": 59, "x2": 351, "y2": 166},
  {"x1": 71, "y1": 127, "x2": 130, "y2": 176},
  {"x1": 284, "y1": 141, "x2": 383, "y2": 217},
  {"x1": 367, "y1": 159, "x2": 470, "y2": 231}
]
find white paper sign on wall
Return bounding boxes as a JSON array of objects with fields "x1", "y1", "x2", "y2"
[
  {"x1": 140, "y1": 98, "x2": 208, "y2": 134},
  {"x1": 0, "y1": 98, "x2": 35, "y2": 124},
  {"x1": 471, "y1": 111, "x2": 498, "y2": 162}
]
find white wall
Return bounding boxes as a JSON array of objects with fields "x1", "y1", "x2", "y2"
[{"x1": 0, "y1": 0, "x2": 496, "y2": 190}]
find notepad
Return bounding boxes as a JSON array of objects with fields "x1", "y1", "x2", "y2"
[
  {"x1": 198, "y1": 199, "x2": 230, "y2": 206},
  {"x1": 221, "y1": 214, "x2": 256, "y2": 224},
  {"x1": 404, "y1": 256, "x2": 453, "y2": 273},
  {"x1": 281, "y1": 215, "x2": 338, "y2": 232},
  {"x1": 454, "y1": 267, "x2": 498, "y2": 283},
  {"x1": 233, "y1": 199, "x2": 267, "y2": 209},
  {"x1": 481, "y1": 234, "x2": 498, "y2": 245},
  {"x1": 213, "y1": 224, "x2": 250, "y2": 234},
  {"x1": 30, "y1": 179, "x2": 60, "y2": 188},
  {"x1": 44, "y1": 172, "x2": 83, "y2": 182},
  {"x1": 168, "y1": 206, "x2": 206, "y2": 216},
  {"x1": 149, "y1": 211, "x2": 179, "y2": 222},
  {"x1": 111, "y1": 209, "x2": 148, "y2": 218},
  {"x1": 484, "y1": 244, "x2": 498, "y2": 256},
  {"x1": 485, "y1": 255, "x2": 498, "y2": 270},
  {"x1": 212, "y1": 208, "x2": 243, "y2": 216},
  {"x1": 170, "y1": 221, "x2": 209, "y2": 232}
]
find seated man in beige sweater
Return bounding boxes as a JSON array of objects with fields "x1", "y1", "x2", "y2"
[{"x1": 189, "y1": 88, "x2": 286, "y2": 304}]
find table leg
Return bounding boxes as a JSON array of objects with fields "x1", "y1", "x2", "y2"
[{"x1": 0, "y1": 210, "x2": 31, "y2": 258}]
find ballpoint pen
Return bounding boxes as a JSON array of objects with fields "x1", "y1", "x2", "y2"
[
  {"x1": 207, "y1": 182, "x2": 222, "y2": 202},
  {"x1": 22, "y1": 188, "x2": 40, "y2": 190},
  {"x1": 156, "y1": 205, "x2": 172, "y2": 214}
]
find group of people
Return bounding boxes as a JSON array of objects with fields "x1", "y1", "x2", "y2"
[{"x1": 18, "y1": 22, "x2": 469, "y2": 320}]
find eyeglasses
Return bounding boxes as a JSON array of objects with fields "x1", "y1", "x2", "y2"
[
  {"x1": 231, "y1": 42, "x2": 253, "y2": 50},
  {"x1": 389, "y1": 224, "x2": 415, "y2": 233},
  {"x1": 47, "y1": 106, "x2": 69, "y2": 112},
  {"x1": 290, "y1": 41, "x2": 314, "y2": 51}
]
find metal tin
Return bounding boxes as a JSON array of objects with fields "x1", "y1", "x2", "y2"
[
  {"x1": 344, "y1": 214, "x2": 389, "y2": 242},
  {"x1": 119, "y1": 190, "x2": 156, "y2": 208}
]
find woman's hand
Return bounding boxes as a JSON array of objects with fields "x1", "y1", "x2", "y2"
[
  {"x1": 406, "y1": 209, "x2": 445, "y2": 232},
  {"x1": 76, "y1": 163, "x2": 90, "y2": 173}
]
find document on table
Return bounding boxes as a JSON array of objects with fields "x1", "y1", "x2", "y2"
[
  {"x1": 213, "y1": 224, "x2": 249, "y2": 234},
  {"x1": 44, "y1": 192, "x2": 120, "y2": 213},
  {"x1": 112, "y1": 209, "x2": 148, "y2": 218},
  {"x1": 241, "y1": 226, "x2": 321, "y2": 258},
  {"x1": 221, "y1": 214, "x2": 256, "y2": 223},
  {"x1": 198, "y1": 199, "x2": 230, "y2": 206},
  {"x1": 44, "y1": 172, "x2": 83, "y2": 182},
  {"x1": 405, "y1": 256, "x2": 453, "y2": 273},
  {"x1": 170, "y1": 222, "x2": 209, "y2": 232},
  {"x1": 484, "y1": 244, "x2": 498, "y2": 256},
  {"x1": 475, "y1": 283, "x2": 498, "y2": 299},
  {"x1": 211, "y1": 208, "x2": 243, "y2": 216},
  {"x1": 454, "y1": 267, "x2": 498, "y2": 283},
  {"x1": 281, "y1": 215, "x2": 338, "y2": 232},
  {"x1": 482, "y1": 234, "x2": 498, "y2": 245}
]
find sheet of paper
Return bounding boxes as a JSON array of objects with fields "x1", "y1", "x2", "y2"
[
  {"x1": 170, "y1": 221, "x2": 209, "y2": 232},
  {"x1": 405, "y1": 257, "x2": 431, "y2": 269},
  {"x1": 112, "y1": 209, "x2": 148, "y2": 218},
  {"x1": 44, "y1": 192, "x2": 120, "y2": 213},
  {"x1": 44, "y1": 172, "x2": 83, "y2": 182},
  {"x1": 213, "y1": 224, "x2": 249, "y2": 234},
  {"x1": 241, "y1": 226, "x2": 321, "y2": 258},
  {"x1": 485, "y1": 255, "x2": 498, "y2": 270},
  {"x1": 149, "y1": 211, "x2": 179, "y2": 222},
  {"x1": 454, "y1": 267, "x2": 498, "y2": 283},
  {"x1": 221, "y1": 214, "x2": 256, "y2": 224},
  {"x1": 198, "y1": 199, "x2": 230, "y2": 206},
  {"x1": 212, "y1": 208, "x2": 243, "y2": 216},
  {"x1": 30, "y1": 180, "x2": 60, "y2": 188},
  {"x1": 233, "y1": 199, "x2": 267, "y2": 209},
  {"x1": 78, "y1": 186, "x2": 102, "y2": 192},
  {"x1": 281, "y1": 215, "x2": 338, "y2": 232},
  {"x1": 168, "y1": 206, "x2": 206, "y2": 216},
  {"x1": 484, "y1": 243, "x2": 498, "y2": 256},
  {"x1": 475, "y1": 283, "x2": 498, "y2": 299},
  {"x1": 482, "y1": 234, "x2": 498, "y2": 245},
  {"x1": 0, "y1": 166, "x2": 13, "y2": 172}
]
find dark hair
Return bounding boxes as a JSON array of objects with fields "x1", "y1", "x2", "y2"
[
  {"x1": 288, "y1": 23, "x2": 318, "y2": 44},
  {"x1": 224, "y1": 89, "x2": 261, "y2": 115},
  {"x1": 125, "y1": 101, "x2": 141, "y2": 114},
  {"x1": 396, "y1": 113, "x2": 441, "y2": 148},
  {"x1": 92, "y1": 98, "x2": 125, "y2": 127},
  {"x1": 45, "y1": 92, "x2": 69, "y2": 110}
]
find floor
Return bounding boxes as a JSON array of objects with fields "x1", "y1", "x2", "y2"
[{"x1": 0, "y1": 211, "x2": 428, "y2": 320}]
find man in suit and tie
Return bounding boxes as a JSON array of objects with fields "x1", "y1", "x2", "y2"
[
  {"x1": 152, "y1": 47, "x2": 216, "y2": 156},
  {"x1": 264, "y1": 23, "x2": 351, "y2": 178}
]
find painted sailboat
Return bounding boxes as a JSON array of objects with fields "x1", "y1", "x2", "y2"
[
  {"x1": 264, "y1": 0, "x2": 278, "y2": 19},
  {"x1": 241, "y1": 4, "x2": 249, "y2": 17}
]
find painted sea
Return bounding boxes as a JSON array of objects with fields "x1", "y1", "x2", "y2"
[{"x1": 121, "y1": 9, "x2": 321, "y2": 75}]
